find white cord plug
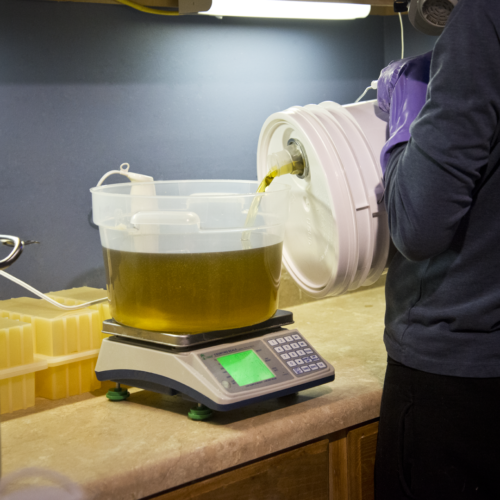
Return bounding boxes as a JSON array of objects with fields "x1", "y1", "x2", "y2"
[
  {"x1": 96, "y1": 163, "x2": 153, "y2": 187},
  {"x1": 354, "y1": 79, "x2": 379, "y2": 103}
]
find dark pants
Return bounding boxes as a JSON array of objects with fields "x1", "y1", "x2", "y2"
[{"x1": 375, "y1": 357, "x2": 500, "y2": 500}]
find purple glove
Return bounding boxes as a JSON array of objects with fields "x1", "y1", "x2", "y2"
[{"x1": 378, "y1": 51, "x2": 432, "y2": 173}]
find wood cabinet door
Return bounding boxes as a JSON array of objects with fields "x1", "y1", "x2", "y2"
[
  {"x1": 346, "y1": 422, "x2": 379, "y2": 500},
  {"x1": 329, "y1": 430, "x2": 349, "y2": 500},
  {"x1": 156, "y1": 439, "x2": 329, "y2": 500}
]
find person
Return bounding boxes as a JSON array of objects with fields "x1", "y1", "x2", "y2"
[{"x1": 373, "y1": 1, "x2": 500, "y2": 499}]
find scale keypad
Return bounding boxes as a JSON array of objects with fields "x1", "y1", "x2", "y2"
[{"x1": 269, "y1": 333, "x2": 327, "y2": 377}]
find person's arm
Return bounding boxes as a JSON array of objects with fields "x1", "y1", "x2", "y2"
[{"x1": 384, "y1": 0, "x2": 500, "y2": 262}]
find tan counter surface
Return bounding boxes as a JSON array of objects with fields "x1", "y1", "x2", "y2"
[{"x1": 1, "y1": 286, "x2": 387, "y2": 500}]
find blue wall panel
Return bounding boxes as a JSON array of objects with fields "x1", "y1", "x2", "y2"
[{"x1": 0, "y1": 0, "x2": 384, "y2": 298}]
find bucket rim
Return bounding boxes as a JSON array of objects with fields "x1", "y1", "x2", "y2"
[{"x1": 90, "y1": 179, "x2": 290, "y2": 198}]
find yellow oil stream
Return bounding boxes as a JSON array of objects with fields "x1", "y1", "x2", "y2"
[{"x1": 241, "y1": 157, "x2": 304, "y2": 246}]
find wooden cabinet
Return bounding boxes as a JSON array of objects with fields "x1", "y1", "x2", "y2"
[
  {"x1": 150, "y1": 421, "x2": 379, "y2": 500},
  {"x1": 330, "y1": 430, "x2": 349, "y2": 500},
  {"x1": 329, "y1": 421, "x2": 379, "y2": 500},
  {"x1": 346, "y1": 422, "x2": 379, "y2": 500},
  {"x1": 156, "y1": 439, "x2": 330, "y2": 500}
]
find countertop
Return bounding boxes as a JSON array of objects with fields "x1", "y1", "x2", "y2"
[{"x1": 1, "y1": 285, "x2": 387, "y2": 499}]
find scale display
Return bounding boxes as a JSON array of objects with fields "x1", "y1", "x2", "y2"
[{"x1": 217, "y1": 350, "x2": 276, "y2": 387}]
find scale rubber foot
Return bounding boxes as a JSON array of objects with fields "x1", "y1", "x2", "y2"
[
  {"x1": 188, "y1": 404, "x2": 213, "y2": 421},
  {"x1": 106, "y1": 387, "x2": 130, "y2": 401}
]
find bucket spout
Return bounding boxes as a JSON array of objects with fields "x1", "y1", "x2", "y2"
[{"x1": 266, "y1": 139, "x2": 308, "y2": 183}]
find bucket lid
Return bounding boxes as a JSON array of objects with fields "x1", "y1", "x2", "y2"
[
  {"x1": 257, "y1": 100, "x2": 389, "y2": 297},
  {"x1": 320, "y1": 101, "x2": 390, "y2": 286}
]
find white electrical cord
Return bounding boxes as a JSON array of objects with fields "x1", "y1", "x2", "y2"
[
  {"x1": 0, "y1": 163, "x2": 154, "y2": 311},
  {"x1": 355, "y1": 85, "x2": 373, "y2": 103},
  {"x1": 355, "y1": 11, "x2": 405, "y2": 103},
  {"x1": 355, "y1": 80, "x2": 379, "y2": 103},
  {"x1": 399, "y1": 12, "x2": 405, "y2": 59},
  {"x1": 0, "y1": 270, "x2": 107, "y2": 310}
]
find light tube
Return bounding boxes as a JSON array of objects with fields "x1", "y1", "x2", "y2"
[{"x1": 201, "y1": 0, "x2": 371, "y2": 20}]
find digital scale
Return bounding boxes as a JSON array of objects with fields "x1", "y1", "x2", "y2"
[
  {"x1": 92, "y1": 100, "x2": 389, "y2": 420},
  {"x1": 95, "y1": 310, "x2": 335, "y2": 419}
]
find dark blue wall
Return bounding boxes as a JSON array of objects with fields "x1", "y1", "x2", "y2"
[{"x1": 1, "y1": 0, "x2": 387, "y2": 298}]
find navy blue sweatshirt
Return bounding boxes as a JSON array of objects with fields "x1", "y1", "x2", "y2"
[{"x1": 384, "y1": 0, "x2": 500, "y2": 377}]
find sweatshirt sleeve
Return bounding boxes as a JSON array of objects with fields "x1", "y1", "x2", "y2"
[{"x1": 384, "y1": 0, "x2": 500, "y2": 262}]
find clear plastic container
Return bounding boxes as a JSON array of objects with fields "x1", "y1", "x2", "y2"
[{"x1": 91, "y1": 180, "x2": 290, "y2": 334}]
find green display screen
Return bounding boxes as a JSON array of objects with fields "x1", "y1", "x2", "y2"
[{"x1": 217, "y1": 350, "x2": 276, "y2": 387}]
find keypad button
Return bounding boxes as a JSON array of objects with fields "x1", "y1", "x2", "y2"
[
  {"x1": 290, "y1": 343, "x2": 299, "y2": 349},
  {"x1": 277, "y1": 338, "x2": 286, "y2": 344},
  {"x1": 298, "y1": 341, "x2": 307, "y2": 347},
  {"x1": 317, "y1": 362, "x2": 326, "y2": 369},
  {"x1": 309, "y1": 363, "x2": 318, "y2": 370},
  {"x1": 274, "y1": 346, "x2": 284, "y2": 353},
  {"x1": 281, "y1": 353, "x2": 290, "y2": 360},
  {"x1": 304, "y1": 348, "x2": 313, "y2": 354},
  {"x1": 284, "y1": 336, "x2": 294, "y2": 342},
  {"x1": 303, "y1": 357, "x2": 311, "y2": 363},
  {"x1": 289, "y1": 352, "x2": 298, "y2": 358},
  {"x1": 302, "y1": 365, "x2": 311, "y2": 373},
  {"x1": 292, "y1": 334, "x2": 301, "y2": 340},
  {"x1": 283, "y1": 345, "x2": 292, "y2": 351},
  {"x1": 297, "y1": 349, "x2": 305, "y2": 356},
  {"x1": 296, "y1": 359, "x2": 304, "y2": 365},
  {"x1": 310, "y1": 354, "x2": 319, "y2": 361},
  {"x1": 293, "y1": 367, "x2": 303, "y2": 375},
  {"x1": 268, "y1": 339, "x2": 278, "y2": 346},
  {"x1": 287, "y1": 360, "x2": 297, "y2": 367}
]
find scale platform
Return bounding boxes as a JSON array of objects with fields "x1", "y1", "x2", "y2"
[
  {"x1": 95, "y1": 310, "x2": 335, "y2": 414},
  {"x1": 100, "y1": 310, "x2": 296, "y2": 351}
]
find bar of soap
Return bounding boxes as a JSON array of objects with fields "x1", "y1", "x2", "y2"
[
  {"x1": 0, "y1": 318, "x2": 40, "y2": 414},
  {"x1": 46, "y1": 287, "x2": 110, "y2": 324},
  {"x1": 0, "y1": 373, "x2": 35, "y2": 414},
  {"x1": 36, "y1": 358, "x2": 100, "y2": 400},
  {"x1": 0, "y1": 297, "x2": 101, "y2": 356},
  {"x1": 0, "y1": 318, "x2": 34, "y2": 369}
]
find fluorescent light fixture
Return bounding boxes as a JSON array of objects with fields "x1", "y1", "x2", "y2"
[{"x1": 201, "y1": 0, "x2": 371, "y2": 20}]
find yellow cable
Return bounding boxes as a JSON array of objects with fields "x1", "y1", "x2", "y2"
[{"x1": 115, "y1": 0, "x2": 180, "y2": 16}]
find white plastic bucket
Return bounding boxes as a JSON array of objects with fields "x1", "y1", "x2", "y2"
[{"x1": 257, "y1": 100, "x2": 389, "y2": 298}]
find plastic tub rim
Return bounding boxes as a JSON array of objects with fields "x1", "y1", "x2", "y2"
[{"x1": 90, "y1": 179, "x2": 290, "y2": 198}]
